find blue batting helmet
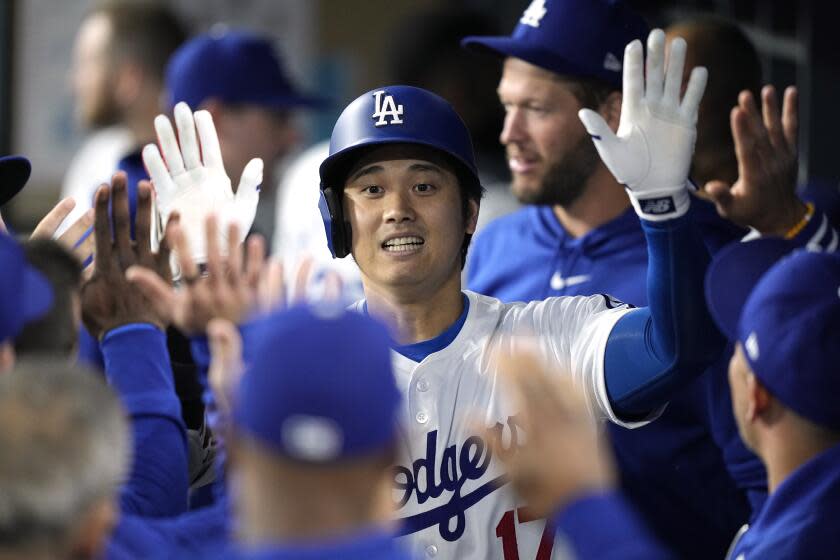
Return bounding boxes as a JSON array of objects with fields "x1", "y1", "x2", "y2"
[{"x1": 318, "y1": 85, "x2": 482, "y2": 258}]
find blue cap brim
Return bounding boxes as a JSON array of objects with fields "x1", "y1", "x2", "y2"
[
  {"x1": 22, "y1": 265, "x2": 53, "y2": 326},
  {"x1": 461, "y1": 35, "x2": 614, "y2": 86},
  {"x1": 0, "y1": 156, "x2": 32, "y2": 206},
  {"x1": 705, "y1": 237, "x2": 797, "y2": 341}
]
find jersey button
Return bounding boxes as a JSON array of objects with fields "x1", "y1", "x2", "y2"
[
  {"x1": 425, "y1": 544, "x2": 438, "y2": 557},
  {"x1": 416, "y1": 411, "x2": 429, "y2": 424},
  {"x1": 417, "y1": 379, "x2": 430, "y2": 392}
]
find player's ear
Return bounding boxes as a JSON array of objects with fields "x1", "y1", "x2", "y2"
[
  {"x1": 0, "y1": 341, "x2": 15, "y2": 374},
  {"x1": 745, "y1": 372, "x2": 772, "y2": 422},
  {"x1": 599, "y1": 91, "x2": 623, "y2": 132},
  {"x1": 466, "y1": 197, "x2": 480, "y2": 235}
]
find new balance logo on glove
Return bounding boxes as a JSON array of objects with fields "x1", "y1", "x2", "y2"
[{"x1": 640, "y1": 197, "x2": 676, "y2": 215}]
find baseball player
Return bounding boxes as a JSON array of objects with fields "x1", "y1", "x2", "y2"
[
  {"x1": 462, "y1": 2, "x2": 838, "y2": 552},
  {"x1": 310, "y1": 29, "x2": 720, "y2": 558},
  {"x1": 460, "y1": 2, "x2": 751, "y2": 554},
  {"x1": 131, "y1": 26, "x2": 712, "y2": 557},
  {"x1": 705, "y1": 240, "x2": 840, "y2": 559}
]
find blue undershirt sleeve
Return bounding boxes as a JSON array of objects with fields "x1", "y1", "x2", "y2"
[
  {"x1": 553, "y1": 491, "x2": 674, "y2": 559},
  {"x1": 101, "y1": 323, "x2": 189, "y2": 518},
  {"x1": 604, "y1": 214, "x2": 726, "y2": 417}
]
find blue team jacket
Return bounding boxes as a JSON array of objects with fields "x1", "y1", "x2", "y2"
[
  {"x1": 729, "y1": 443, "x2": 840, "y2": 559},
  {"x1": 467, "y1": 201, "x2": 754, "y2": 559}
]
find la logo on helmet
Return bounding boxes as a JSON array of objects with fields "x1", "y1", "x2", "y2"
[
  {"x1": 372, "y1": 90, "x2": 404, "y2": 127},
  {"x1": 520, "y1": 0, "x2": 547, "y2": 28}
]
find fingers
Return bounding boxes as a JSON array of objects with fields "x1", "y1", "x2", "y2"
[
  {"x1": 135, "y1": 181, "x2": 153, "y2": 259},
  {"x1": 110, "y1": 172, "x2": 133, "y2": 264},
  {"x1": 142, "y1": 144, "x2": 177, "y2": 201},
  {"x1": 207, "y1": 317, "x2": 244, "y2": 415},
  {"x1": 154, "y1": 114, "x2": 185, "y2": 175},
  {"x1": 761, "y1": 85, "x2": 786, "y2": 152},
  {"x1": 233, "y1": 158, "x2": 264, "y2": 231},
  {"x1": 738, "y1": 90, "x2": 763, "y2": 138},
  {"x1": 226, "y1": 222, "x2": 243, "y2": 285},
  {"x1": 71, "y1": 223, "x2": 96, "y2": 265},
  {"x1": 171, "y1": 219, "x2": 199, "y2": 283},
  {"x1": 292, "y1": 256, "x2": 313, "y2": 303},
  {"x1": 662, "y1": 36, "x2": 686, "y2": 109},
  {"x1": 678, "y1": 66, "x2": 708, "y2": 122},
  {"x1": 578, "y1": 109, "x2": 619, "y2": 145},
  {"x1": 31, "y1": 197, "x2": 76, "y2": 240},
  {"x1": 244, "y1": 234, "x2": 266, "y2": 295},
  {"x1": 258, "y1": 258, "x2": 285, "y2": 312},
  {"x1": 55, "y1": 207, "x2": 93, "y2": 250},
  {"x1": 731, "y1": 105, "x2": 761, "y2": 182},
  {"x1": 194, "y1": 110, "x2": 224, "y2": 171},
  {"x1": 704, "y1": 179, "x2": 736, "y2": 217},
  {"x1": 644, "y1": 29, "x2": 666, "y2": 104},
  {"x1": 781, "y1": 86, "x2": 798, "y2": 151},
  {"x1": 205, "y1": 215, "x2": 223, "y2": 289},
  {"x1": 622, "y1": 39, "x2": 644, "y2": 115},
  {"x1": 157, "y1": 212, "x2": 178, "y2": 279},
  {"x1": 174, "y1": 102, "x2": 201, "y2": 171},
  {"x1": 92, "y1": 184, "x2": 112, "y2": 273}
]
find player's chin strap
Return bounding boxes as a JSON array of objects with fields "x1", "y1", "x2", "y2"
[{"x1": 603, "y1": 212, "x2": 726, "y2": 418}]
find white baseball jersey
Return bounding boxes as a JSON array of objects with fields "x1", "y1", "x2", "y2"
[{"x1": 351, "y1": 290, "x2": 658, "y2": 560}]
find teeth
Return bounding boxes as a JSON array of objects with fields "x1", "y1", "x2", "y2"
[{"x1": 383, "y1": 236, "x2": 424, "y2": 251}]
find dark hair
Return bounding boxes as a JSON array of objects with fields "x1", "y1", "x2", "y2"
[
  {"x1": 91, "y1": 0, "x2": 187, "y2": 81},
  {"x1": 15, "y1": 240, "x2": 82, "y2": 358},
  {"x1": 557, "y1": 74, "x2": 618, "y2": 111},
  {"x1": 667, "y1": 17, "x2": 762, "y2": 186}
]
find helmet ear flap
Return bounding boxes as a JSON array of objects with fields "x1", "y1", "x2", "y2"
[{"x1": 318, "y1": 187, "x2": 352, "y2": 258}]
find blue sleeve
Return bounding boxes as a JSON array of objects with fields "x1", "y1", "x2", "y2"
[
  {"x1": 789, "y1": 209, "x2": 838, "y2": 252},
  {"x1": 77, "y1": 324, "x2": 105, "y2": 371},
  {"x1": 553, "y1": 491, "x2": 674, "y2": 559},
  {"x1": 604, "y1": 214, "x2": 726, "y2": 417},
  {"x1": 101, "y1": 324, "x2": 189, "y2": 518},
  {"x1": 106, "y1": 499, "x2": 230, "y2": 559}
]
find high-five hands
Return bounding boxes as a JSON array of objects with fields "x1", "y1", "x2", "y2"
[
  {"x1": 80, "y1": 173, "x2": 175, "y2": 339},
  {"x1": 704, "y1": 86, "x2": 806, "y2": 236},
  {"x1": 125, "y1": 217, "x2": 283, "y2": 337},
  {"x1": 142, "y1": 102, "x2": 263, "y2": 263},
  {"x1": 579, "y1": 29, "x2": 708, "y2": 221},
  {"x1": 487, "y1": 349, "x2": 616, "y2": 518}
]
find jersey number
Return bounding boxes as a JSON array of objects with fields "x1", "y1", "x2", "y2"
[{"x1": 496, "y1": 508, "x2": 555, "y2": 560}]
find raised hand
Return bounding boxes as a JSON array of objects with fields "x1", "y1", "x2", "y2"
[
  {"x1": 80, "y1": 173, "x2": 174, "y2": 339},
  {"x1": 487, "y1": 349, "x2": 616, "y2": 518},
  {"x1": 30, "y1": 197, "x2": 95, "y2": 267},
  {"x1": 125, "y1": 215, "x2": 284, "y2": 336},
  {"x1": 704, "y1": 86, "x2": 806, "y2": 236},
  {"x1": 579, "y1": 29, "x2": 708, "y2": 221},
  {"x1": 142, "y1": 102, "x2": 263, "y2": 263}
]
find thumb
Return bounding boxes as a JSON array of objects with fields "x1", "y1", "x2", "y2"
[
  {"x1": 233, "y1": 158, "x2": 263, "y2": 232},
  {"x1": 703, "y1": 180, "x2": 736, "y2": 219},
  {"x1": 578, "y1": 108, "x2": 620, "y2": 148}
]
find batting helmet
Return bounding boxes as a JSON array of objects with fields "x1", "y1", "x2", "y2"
[{"x1": 318, "y1": 85, "x2": 482, "y2": 258}]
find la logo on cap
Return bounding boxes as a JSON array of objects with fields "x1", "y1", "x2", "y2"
[
  {"x1": 520, "y1": 0, "x2": 547, "y2": 28},
  {"x1": 372, "y1": 90, "x2": 404, "y2": 127}
]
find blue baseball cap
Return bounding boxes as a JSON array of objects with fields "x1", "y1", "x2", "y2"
[
  {"x1": 461, "y1": 0, "x2": 649, "y2": 88},
  {"x1": 0, "y1": 233, "x2": 53, "y2": 342},
  {"x1": 706, "y1": 238, "x2": 840, "y2": 430},
  {"x1": 0, "y1": 156, "x2": 31, "y2": 206},
  {"x1": 235, "y1": 305, "x2": 401, "y2": 462},
  {"x1": 166, "y1": 30, "x2": 326, "y2": 111}
]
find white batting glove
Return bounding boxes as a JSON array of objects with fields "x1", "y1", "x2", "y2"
[
  {"x1": 578, "y1": 29, "x2": 708, "y2": 221},
  {"x1": 142, "y1": 102, "x2": 263, "y2": 263}
]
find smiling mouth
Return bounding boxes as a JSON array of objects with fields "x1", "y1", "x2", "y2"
[{"x1": 382, "y1": 236, "x2": 425, "y2": 252}]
